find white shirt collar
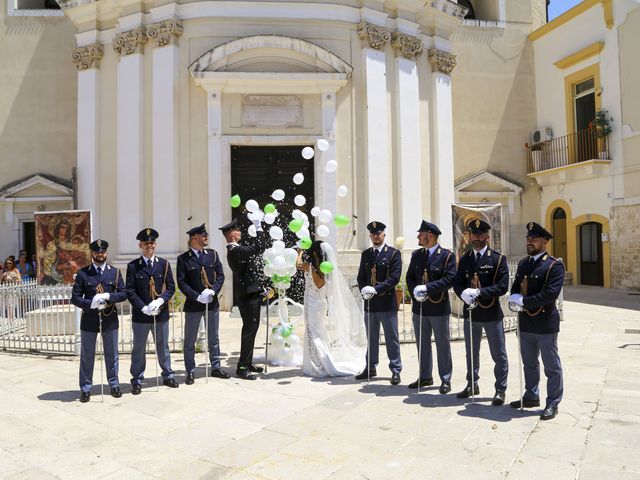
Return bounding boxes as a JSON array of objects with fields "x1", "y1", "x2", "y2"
[
  {"x1": 373, "y1": 243, "x2": 386, "y2": 253},
  {"x1": 92, "y1": 263, "x2": 105, "y2": 272},
  {"x1": 226, "y1": 242, "x2": 239, "y2": 247},
  {"x1": 473, "y1": 245, "x2": 488, "y2": 257},
  {"x1": 531, "y1": 252, "x2": 544, "y2": 262},
  {"x1": 142, "y1": 255, "x2": 155, "y2": 263},
  {"x1": 191, "y1": 248, "x2": 204, "y2": 256},
  {"x1": 427, "y1": 244, "x2": 439, "y2": 256}
]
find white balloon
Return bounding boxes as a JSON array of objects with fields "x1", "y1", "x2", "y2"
[
  {"x1": 269, "y1": 226, "x2": 284, "y2": 240},
  {"x1": 273, "y1": 240, "x2": 286, "y2": 250},
  {"x1": 319, "y1": 209, "x2": 333, "y2": 224},
  {"x1": 301, "y1": 146, "x2": 315, "y2": 160},
  {"x1": 294, "y1": 195, "x2": 306, "y2": 207},
  {"x1": 317, "y1": 225, "x2": 330, "y2": 238},
  {"x1": 337, "y1": 185, "x2": 348, "y2": 197},
  {"x1": 271, "y1": 189, "x2": 285, "y2": 201},
  {"x1": 247, "y1": 210, "x2": 263, "y2": 222},
  {"x1": 248, "y1": 224, "x2": 257, "y2": 237},
  {"x1": 310, "y1": 207, "x2": 320, "y2": 217},
  {"x1": 316, "y1": 139, "x2": 329, "y2": 152},
  {"x1": 245, "y1": 199, "x2": 259, "y2": 213},
  {"x1": 293, "y1": 173, "x2": 304, "y2": 185},
  {"x1": 296, "y1": 227, "x2": 310, "y2": 239},
  {"x1": 291, "y1": 209, "x2": 305, "y2": 220},
  {"x1": 284, "y1": 249, "x2": 298, "y2": 263},
  {"x1": 264, "y1": 212, "x2": 276, "y2": 224},
  {"x1": 264, "y1": 264, "x2": 274, "y2": 277},
  {"x1": 324, "y1": 160, "x2": 338, "y2": 173},
  {"x1": 273, "y1": 255, "x2": 286, "y2": 269}
]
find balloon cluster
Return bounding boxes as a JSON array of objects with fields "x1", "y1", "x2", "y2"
[{"x1": 262, "y1": 240, "x2": 298, "y2": 290}]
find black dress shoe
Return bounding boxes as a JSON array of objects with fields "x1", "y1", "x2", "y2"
[
  {"x1": 492, "y1": 391, "x2": 506, "y2": 406},
  {"x1": 355, "y1": 369, "x2": 376, "y2": 380},
  {"x1": 248, "y1": 364, "x2": 264, "y2": 373},
  {"x1": 408, "y1": 378, "x2": 432, "y2": 389},
  {"x1": 390, "y1": 372, "x2": 401, "y2": 385},
  {"x1": 211, "y1": 368, "x2": 231, "y2": 379},
  {"x1": 540, "y1": 406, "x2": 558, "y2": 420},
  {"x1": 236, "y1": 369, "x2": 257, "y2": 380},
  {"x1": 131, "y1": 383, "x2": 142, "y2": 395},
  {"x1": 80, "y1": 392, "x2": 90, "y2": 403},
  {"x1": 110, "y1": 387, "x2": 122, "y2": 398},
  {"x1": 456, "y1": 384, "x2": 480, "y2": 399},
  {"x1": 439, "y1": 382, "x2": 451, "y2": 394},
  {"x1": 509, "y1": 398, "x2": 541, "y2": 408},
  {"x1": 185, "y1": 372, "x2": 195, "y2": 385},
  {"x1": 163, "y1": 378, "x2": 179, "y2": 388}
]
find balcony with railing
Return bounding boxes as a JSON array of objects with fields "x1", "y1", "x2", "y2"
[{"x1": 525, "y1": 128, "x2": 609, "y2": 174}]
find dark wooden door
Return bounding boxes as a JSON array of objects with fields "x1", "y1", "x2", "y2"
[
  {"x1": 579, "y1": 222, "x2": 603, "y2": 286},
  {"x1": 230, "y1": 145, "x2": 315, "y2": 303}
]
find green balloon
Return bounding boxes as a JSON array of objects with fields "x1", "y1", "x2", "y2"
[
  {"x1": 281, "y1": 325, "x2": 293, "y2": 338},
  {"x1": 334, "y1": 214, "x2": 350, "y2": 227},
  {"x1": 230, "y1": 194, "x2": 241, "y2": 208},
  {"x1": 288, "y1": 219, "x2": 304, "y2": 233},
  {"x1": 319, "y1": 261, "x2": 334, "y2": 274},
  {"x1": 264, "y1": 203, "x2": 276, "y2": 214},
  {"x1": 300, "y1": 237, "x2": 312, "y2": 250}
]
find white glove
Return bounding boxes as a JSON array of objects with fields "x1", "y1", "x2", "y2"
[
  {"x1": 508, "y1": 293, "x2": 524, "y2": 307},
  {"x1": 141, "y1": 305, "x2": 151, "y2": 315},
  {"x1": 252, "y1": 219, "x2": 263, "y2": 232},
  {"x1": 360, "y1": 286, "x2": 376, "y2": 296},
  {"x1": 90, "y1": 296, "x2": 100, "y2": 309},
  {"x1": 461, "y1": 288, "x2": 480, "y2": 306},
  {"x1": 148, "y1": 298, "x2": 165, "y2": 311},
  {"x1": 202, "y1": 288, "x2": 215, "y2": 299},
  {"x1": 197, "y1": 293, "x2": 213, "y2": 304},
  {"x1": 413, "y1": 285, "x2": 428, "y2": 297},
  {"x1": 90, "y1": 293, "x2": 109, "y2": 309},
  {"x1": 96, "y1": 293, "x2": 110, "y2": 301}
]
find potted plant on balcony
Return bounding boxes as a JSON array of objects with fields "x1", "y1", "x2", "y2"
[{"x1": 590, "y1": 108, "x2": 613, "y2": 159}]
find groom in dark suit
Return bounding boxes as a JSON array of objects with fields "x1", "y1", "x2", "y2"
[{"x1": 220, "y1": 218, "x2": 267, "y2": 380}]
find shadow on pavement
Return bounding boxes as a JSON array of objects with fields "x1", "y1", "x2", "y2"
[
  {"x1": 37, "y1": 390, "x2": 78, "y2": 402},
  {"x1": 456, "y1": 403, "x2": 539, "y2": 422},
  {"x1": 563, "y1": 285, "x2": 640, "y2": 309}
]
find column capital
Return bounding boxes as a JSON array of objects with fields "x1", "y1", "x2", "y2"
[
  {"x1": 72, "y1": 43, "x2": 103, "y2": 71},
  {"x1": 391, "y1": 32, "x2": 423, "y2": 60},
  {"x1": 357, "y1": 21, "x2": 391, "y2": 50},
  {"x1": 147, "y1": 18, "x2": 183, "y2": 48},
  {"x1": 428, "y1": 48, "x2": 457, "y2": 75},
  {"x1": 113, "y1": 26, "x2": 147, "y2": 56}
]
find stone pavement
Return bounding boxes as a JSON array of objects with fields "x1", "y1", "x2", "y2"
[{"x1": 1, "y1": 285, "x2": 639, "y2": 480}]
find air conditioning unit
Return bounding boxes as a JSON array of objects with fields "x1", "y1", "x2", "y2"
[{"x1": 530, "y1": 127, "x2": 553, "y2": 145}]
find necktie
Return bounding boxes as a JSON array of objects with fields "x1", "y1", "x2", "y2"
[
  {"x1": 373, "y1": 249, "x2": 380, "y2": 261},
  {"x1": 96, "y1": 265, "x2": 102, "y2": 277},
  {"x1": 425, "y1": 248, "x2": 430, "y2": 263},
  {"x1": 147, "y1": 259, "x2": 153, "y2": 270},
  {"x1": 476, "y1": 252, "x2": 482, "y2": 263}
]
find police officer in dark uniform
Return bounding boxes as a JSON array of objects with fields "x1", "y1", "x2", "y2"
[
  {"x1": 126, "y1": 228, "x2": 178, "y2": 394},
  {"x1": 509, "y1": 222, "x2": 565, "y2": 420},
  {"x1": 220, "y1": 217, "x2": 266, "y2": 380},
  {"x1": 177, "y1": 223, "x2": 228, "y2": 384},
  {"x1": 71, "y1": 240, "x2": 128, "y2": 403},
  {"x1": 356, "y1": 221, "x2": 403, "y2": 385},
  {"x1": 453, "y1": 218, "x2": 510, "y2": 405},
  {"x1": 406, "y1": 221, "x2": 457, "y2": 393}
]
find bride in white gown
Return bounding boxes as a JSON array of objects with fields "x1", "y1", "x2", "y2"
[{"x1": 296, "y1": 241, "x2": 367, "y2": 377}]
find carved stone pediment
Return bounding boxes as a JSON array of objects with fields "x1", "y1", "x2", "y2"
[
  {"x1": 358, "y1": 22, "x2": 391, "y2": 50},
  {"x1": 113, "y1": 26, "x2": 147, "y2": 56},
  {"x1": 428, "y1": 48, "x2": 457, "y2": 75},
  {"x1": 72, "y1": 43, "x2": 103, "y2": 70},
  {"x1": 147, "y1": 18, "x2": 183, "y2": 48}
]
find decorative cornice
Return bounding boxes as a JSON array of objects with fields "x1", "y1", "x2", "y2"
[
  {"x1": 554, "y1": 42, "x2": 604, "y2": 70},
  {"x1": 391, "y1": 32, "x2": 423, "y2": 60},
  {"x1": 147, "y1": 18, "x2": 184, "y2": 47},
  {"x1": 113, "y1": 26, "x2": 147, "y2": 56},
  {"x1": 72, "y1": 43, "x2": 103, "y2": 71},
  {"x1": 357, "y1": 21, "x2": 391, "y2": 50},
  {"x1": 428, "y1": 48, "x2": 456, "y2": 75}
]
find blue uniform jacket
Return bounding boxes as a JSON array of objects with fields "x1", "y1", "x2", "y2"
[
  {"x1": 357, "y1": 245, "x2": 402, "y2": 313},
  {"x1": 453, "y1": 248, "x2": 509, "y2": 322},
  {"x1": 176, "y1": 249, "x2": 224, "y2": 312},
  {"x1": 126, "y1": 257, "x2": 176, "y2": 323},
  {"x1": 71, "y1": 264, "x2": 128, "y2": 332},
  {"x1": 406, "y1": 246, "x2": 457, "y2": 316},
  {"x1": 510, "y1": 252, "x2": 565, "y2": 334}
]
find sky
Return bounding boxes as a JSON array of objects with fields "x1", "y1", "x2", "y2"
[{"x1": 547, "y1": 0, "x2": 585, "y2": 21}]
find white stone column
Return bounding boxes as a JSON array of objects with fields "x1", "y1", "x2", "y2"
[
  {"x1": 114, "y1": 26, "x2": 146, "y2": 255},
  {"x1": 392, "y1": 32, "x2": 423, "y2": 249},
  {"x1": 318, "y1": 90, "x2": 338, "y2": 248},
  {"x1": 148, "y1": 18, "x2": 183, "y2": 254},
  {"x1": 358, "y1": 22, "x2": 393, "y2": 239},
  {"x1": 73, "y1": 42, "x2": 103, "y2": 235},
  {"x1": 428, "y1": 47, "x2": 457, "y2": 248}
]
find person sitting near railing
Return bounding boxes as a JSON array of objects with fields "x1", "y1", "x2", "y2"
[{"x1": 16, "y1": 252, "x2": 34, "y2": 283}]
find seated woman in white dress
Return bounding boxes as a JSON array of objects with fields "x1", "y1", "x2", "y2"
[{"x1": 296, "y1": 241, "x2": 367, "y2": 377}]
